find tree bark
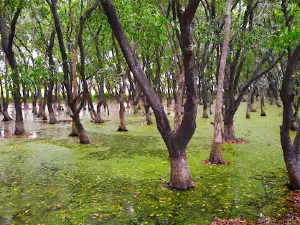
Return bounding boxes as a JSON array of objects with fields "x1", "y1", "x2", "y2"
[
  {"x1": 260, "y1": 90, "x2": 266, "y2": 116},
  {"x1": 280, "y1": 44, "x2": 300, "y2": 189},
  {"x1": 1, "y1": 57, "x2": 12, "y2": 121},
  {"x1": 210, "y1": 0, "x2": 232, "y2": 164},
  {"x1": 47, "y1": 29, "x2": 58, "y2": 124},
  {"x1": 101, "y1": 0, "x2": 200, "y2": 190},
  {"x1": 0, "y1": 8, "x2": 25, "y2": 135}
]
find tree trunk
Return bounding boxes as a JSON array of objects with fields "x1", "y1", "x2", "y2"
[
  {"x1": 202, "y1": 76, "x2": 209, "y2": 118},
  {"x1": 144, "y1": 97, "x2": 153, "y2": 125},
  {"x1": 168, "y1": 149, "x2": 193, "y2": 190},
  {"x1": 32, "y1": 92, "x2": 38, "y2": 115},
  {"x1": 72, "y1": 114, "x2": 90, "y2": 144},
  {"x1": 0, "y1": 8, "x2": 25, "y2": 136},
  {"x1": 224, "y1": 114, "x2": 237, "y2": 142},
  {"x1": 260, "y1": 91, "x2": 266, "y2": 116},
  {"x1": 210, "y1": 0, "x2": 231, "y2": 164},
  {"x1": 246, "y1": 92, "x2": 251, "y2": 119},
  {"x1": 47, "y1": 29, "x2": 58, "y2": 124},
  {"x1": 22, "y1": 84, "x2": 29, "y2": 110},
  {"x1": 1, "y1": 62, "x2": 12, "y2": 121},
  {"x1": 280, "y1": 44, "x2": 300, "y2": 189},
  {"x1": 101, "y1": 0, "x2": 200, "y2": 190},
  {"x1": 250, "y1": 87, "x2": 256, "y2": 112}
]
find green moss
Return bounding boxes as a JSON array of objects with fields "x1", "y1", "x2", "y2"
[{"x1": 0, "y1": 102, "x2": 290, "y2": 224}]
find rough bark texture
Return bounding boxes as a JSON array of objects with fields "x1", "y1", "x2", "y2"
[
  {"x1": 210, "y1": 0, "x2": 231, "y2": 164},
  {"x1": 280, "y1": 44, "x2": 300, "y2": 189}
]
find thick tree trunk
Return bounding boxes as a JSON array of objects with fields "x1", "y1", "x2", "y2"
[
  {"x1": 280, "y1": 44, "x2": 300, "y2": 189},
  {"x1": 72, "y1": 115, "x2": 90, "y2": 144},
  {"x1": 223, "y1": 114, "x2": 237, "y2": 142},
  {"x1": 169, "y1": 151, "x2": 194, "y2": 190}
]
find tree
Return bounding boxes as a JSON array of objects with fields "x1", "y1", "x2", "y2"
[
  {"x1": 280, "y1": 44, "x2": 300, "y2": 189},
  {"x1": 209, "y1": 0, "x2": 232, "y2": 164},
  {"x1": 0, "y1": 3, "x2": 25, "y2": 135},
  {"x1": 101, "y1": 0, "x2": 200, "y2": 190}
]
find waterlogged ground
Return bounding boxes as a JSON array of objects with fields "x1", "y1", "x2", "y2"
[{"x1": 0, "y1": 102, "x2": 291, "y2": 224}]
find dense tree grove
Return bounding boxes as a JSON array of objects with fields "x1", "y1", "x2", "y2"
[{"x1": 0, "y1": 0, "x2": 299, "y2": 194}]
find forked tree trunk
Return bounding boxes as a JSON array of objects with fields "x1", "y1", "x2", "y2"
[{"x1": 101, "y1": 0, "x2": 200, "y2": 190}]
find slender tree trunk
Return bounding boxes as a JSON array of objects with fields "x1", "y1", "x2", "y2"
[
  {"x1": 250, "y1": 87, "x2": 256, "y2": 112},
  {"x1": 1, "y1": 59, "x2": 12, "y2": 121},
  {"x1": 246, "y1": 89, "x2": 253, "y2": 119},
  {"x1": 143, "y1": 96, "x2": 153, "y2": 125},
  {"x1": 210, "y1": 0, "x2": 232, "y2": 164},
  {"x1": 47, "y1": 29, "x2": 58, "y2": 124},
  {"x1": 22, "y1": 84, "x2": 29, "y2": 110},
  {"x1": 202, "y1": 76, "x2": 209, "y2": 118},
  {"x1": 174, "y1": 70, "x2": 184, "y2": 131},
  {"x1": 260, "y1": 90, "x2": 266, "y2": 116}
]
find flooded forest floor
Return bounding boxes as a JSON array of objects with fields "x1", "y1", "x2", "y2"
[{"x1": 0, "y1": 102, "x2": 298, "y2": 224}]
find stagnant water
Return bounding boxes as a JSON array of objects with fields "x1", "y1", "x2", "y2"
[{"x1": 0, "y1": 103, "x2": 290, "y2": 224}]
